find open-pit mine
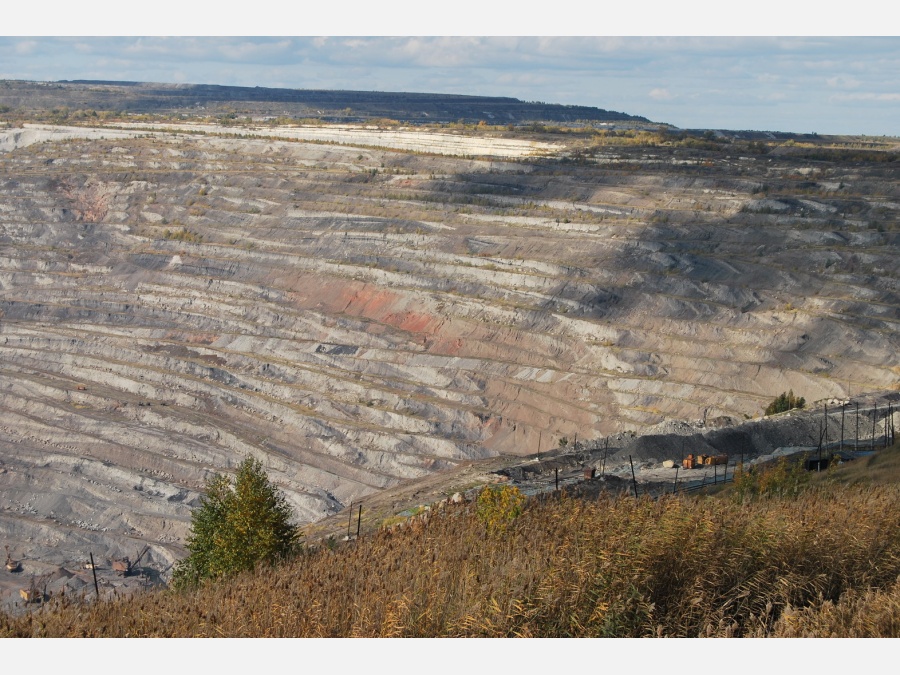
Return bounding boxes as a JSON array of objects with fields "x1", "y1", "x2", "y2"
[{"x1": 0, "y1": 90, "x2": 898, "y2": 604}]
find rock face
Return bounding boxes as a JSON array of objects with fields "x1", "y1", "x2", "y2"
[{"x1": 0, "y1": 122, "x2": 898, "y2": 585}]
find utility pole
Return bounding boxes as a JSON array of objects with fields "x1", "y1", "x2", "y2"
[
  {"x1": 818, "y1": 419, "x2": 823, "y2": 461},
  {"x1": 89, "y1": 552, "x2": 99, "y2": 600},
  {"x1": 629, "y1": 455, "x2": 639, "y2": 498}
]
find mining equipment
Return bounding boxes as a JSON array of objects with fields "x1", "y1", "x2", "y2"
[
  {"x1": 19, "y1": 574, "x2": 48, "y2": 604},
  {"x1": 682, "y1": 454, "x2": 728, "y2": 469},
  {"x1": 5, "y1": 545, "x2": 21, "y2": 573},
  {"x1": 112, "y1": 545, "x2": 150, "y2": 577},
  {"x1": 19, "y1": 587, "x2": 41, "y2": 603}
]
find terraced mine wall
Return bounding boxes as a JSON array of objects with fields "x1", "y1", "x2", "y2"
[{"x1": 0, "y1": 122, "x2": 898, "y2": 593}]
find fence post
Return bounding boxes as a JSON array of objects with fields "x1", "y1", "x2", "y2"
[
  {"x1": 841, "y1": 404, "x2": 845, "y2": 453},
  {"x1": 357, "y1": 504, "x2": 362, "y2": 539},
  {"x1": 887, "y1": 404, "x2": 892, "y2": 445},
  {"x1": 891, "y1": 404, "x2": 896, "y2": 445},
  {"x1": 872, "y1": 403, "x2": 878, "y2": 452},
  {"x1": 886, "y1": 407, "x2": 891, "y2": 449},
  {"x1": 600, "y1": 438, "x2": 609, "y2": 477}
]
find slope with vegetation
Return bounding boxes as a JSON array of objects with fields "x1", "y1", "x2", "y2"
[{"x1": 3, "y1": 442, "x2": 900, "y2": 637}]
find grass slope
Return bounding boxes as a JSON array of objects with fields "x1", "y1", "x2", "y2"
[{"x1": 3, "y1": 441, "x2": 900, "y2": 637}]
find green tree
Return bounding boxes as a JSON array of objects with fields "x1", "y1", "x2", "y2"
[
  {"x1": 764, "y1": 390, "x2": 806, "y2": 416},
  {"x1": 172, "y1": 457, "x2": 301, "y2": 589}
]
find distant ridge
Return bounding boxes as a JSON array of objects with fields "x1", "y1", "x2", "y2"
[{"x1": 2, "y1": 79, "x2": 653, "y2": 125}]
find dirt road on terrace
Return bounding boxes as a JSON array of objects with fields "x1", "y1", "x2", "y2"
[{"x1": 306, "y1": 391, "x2": 900, "y2": 542}]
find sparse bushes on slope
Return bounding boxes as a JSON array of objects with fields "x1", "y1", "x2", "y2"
[
  {"x1": 162, "y1": 227, "x2": 203, "y2": 244},
  {"x1": 732, "y1": 456, "x2": 811, "y2": 501}
]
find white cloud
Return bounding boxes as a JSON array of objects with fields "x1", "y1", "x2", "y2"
[
  {"x1": 830, "y1": 92, "x2": 900, "y2": 102},
  {"x1": 649, "y1": 88, "x2": 675, "y2": 101},
  {"x1": 826, "y1": 75, "x2": 861, "y2": 88},
  {"x1": 14, "y1": 40, "x2": 37, "y2": 55}
]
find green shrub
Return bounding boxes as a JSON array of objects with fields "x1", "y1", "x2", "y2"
[
  {"x1": 765, "y1": 390, "x2": 805, "y2": 416},
  {"x1": 163, "y1": 228, "x2": 203, "y2": 244},
  {"x1": 476, "y1": 485, "x2": 525, "y2": 533},
  {"x1": 732, "y1": 456, "x2": 811, "y2": 501}
]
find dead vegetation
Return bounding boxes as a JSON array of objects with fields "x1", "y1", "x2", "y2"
[{"x1": 4, "y1": 443, "x2": 900, "y2": 637}]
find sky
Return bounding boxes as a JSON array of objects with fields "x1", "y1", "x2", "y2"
[{"x1": 2, "y1": 4, "x2": 898, "y2": 136}]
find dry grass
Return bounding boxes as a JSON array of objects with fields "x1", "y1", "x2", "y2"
[
  {"x1": 815, "y1": 442, "x2": 900, "y2": 487},
  {"x1": 771, "y1": 577, "x2": 900, "y2": 637},
  {"x1": 4, "y1": 466, "x2": 900, "y2": 637}
]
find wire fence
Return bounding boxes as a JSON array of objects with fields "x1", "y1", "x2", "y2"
[{"x1": 522, "y1": 400, "x2": 898, "y2": 500}]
